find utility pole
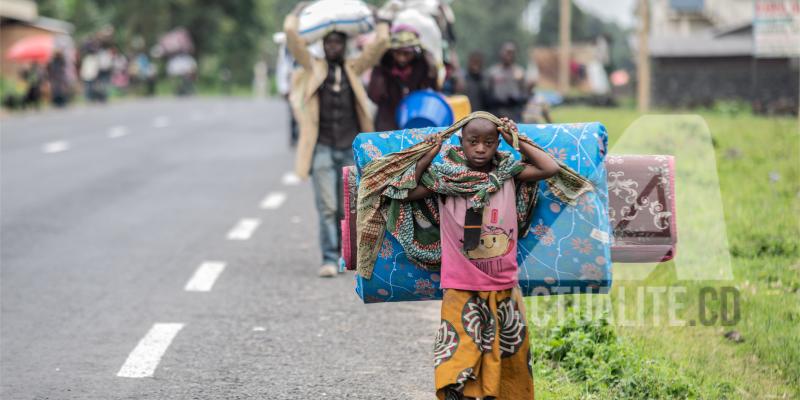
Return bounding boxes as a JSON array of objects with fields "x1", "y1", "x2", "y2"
[
  {"x1": 637, "y1": 0, "x2": 651, "y2": 112},
  {"x1": 558, "y1": 0, "x2": 571, "y2": 94}
]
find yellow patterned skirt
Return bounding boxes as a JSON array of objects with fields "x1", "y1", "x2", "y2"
[{"x1": 434, "y1": 287, "x2": 534, "y2": 400}]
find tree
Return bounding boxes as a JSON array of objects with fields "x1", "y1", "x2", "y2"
[
  {"x1": 450, "y1": 0, "x2": 535, "y2": 65},
  {"x1": 38, "y1": 0, "x2": 270, "y2": 85},
  {"x1": 536, "y1": 0, "x2": 633, "y2": 70}
]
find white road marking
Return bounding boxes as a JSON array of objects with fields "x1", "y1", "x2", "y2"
[
  {"x1": 153, "y1": 116, "x2": 170, "y2": 128},
  {"x1": 259, "y1": 192, "x2": 287, "y2": 209},
  {"x1": 116, "y1": 323, "x2": 185, "y2": 378},
  {"x1": 42, "y1": 141, "x2": 70, "y2": 154},
  {"x1": 252, "y1": 326, "x2": 266, "y2": 332},
  {"x1": 226, "y1": 218, "x2": 261, "y2": 240},
  {"x1": 281, "y1": 172, "x2": 301, "y2": 186},
  {"x1": 107, "y1": 125, "x2": 129, "y2": 139},
  {"x1": 184, "y1": 261, "x2": 226, "y2": 292}
]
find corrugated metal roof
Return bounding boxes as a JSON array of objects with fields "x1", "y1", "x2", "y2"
[
  {"x1": 670, "y1": 0, "x2": 705, "y2": 13},
  {"x1": 649, "y1": 30, "x2": 753, "y2": 57}
]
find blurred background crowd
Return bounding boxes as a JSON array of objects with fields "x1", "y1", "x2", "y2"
[{"x1": 2, "y1": 0, "x2": 796, "y2": 117}]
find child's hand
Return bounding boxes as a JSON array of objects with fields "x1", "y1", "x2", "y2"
[
  {"x1": 423, "y1": 136, "x2": 443, "y2": 157},
  {"x1": 409, "y1": 136, "x2": 443, "y2": 198},
  {"x1": 497, "y1": 117, "x2": 518, "y2": 145}
]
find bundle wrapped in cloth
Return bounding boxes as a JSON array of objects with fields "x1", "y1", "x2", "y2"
[
  {"x1": 348, "y1": 112, "x2": 612, "y2": 303},
  {"x1": 297, "y1": 0, "x2": 375, "y2": 43}
]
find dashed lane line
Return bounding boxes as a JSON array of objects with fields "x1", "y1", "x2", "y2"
[
  {"x1": 42, "y1": 141, "x2": 70, "y2": 154},
  {"x1": 226, "y1": 218, "x2": 261, "y2": 240},
  {"x1": 259, "y1": 192, "x2": 287, "y2": 210},
  {"x1": 184, "y1": 261, "x2": 226, "y2": 292},
  {"x1": 107, "y1": 125, "x2": 129, "y2": 139},
  {"x1": 117, "y1": 323, "x2": 185, "y2": 378}
]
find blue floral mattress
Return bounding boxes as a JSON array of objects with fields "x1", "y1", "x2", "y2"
[{"x1": 352, "y1": 123, "x2": 612, "y2": 303}]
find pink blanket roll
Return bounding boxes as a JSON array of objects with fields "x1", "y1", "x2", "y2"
[{"x1": 606, "y1": 154, "x2": 677, "y2": 263}]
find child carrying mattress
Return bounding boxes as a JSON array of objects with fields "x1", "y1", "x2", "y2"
[
  {"x1": 405, "y1": 115, "x2": 558, "y2": 399},
  {"x1": 355, "y1": 111, "x2": 594, "y2": 399}
]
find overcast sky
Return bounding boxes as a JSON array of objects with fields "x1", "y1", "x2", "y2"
[
  {"x1": 575, "y1": 0, "x2": 636, "y2": 27},
  {"x1": 524, "y1": 0, "x2": 637, "y2": 31}
]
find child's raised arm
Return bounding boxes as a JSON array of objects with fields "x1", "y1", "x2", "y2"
[
  {"x1": 498, "y1": 118, "x2": 560, "y2": 182},
  {"x1": 405, "y1": 136, "x2": 442, "y2": 200}
]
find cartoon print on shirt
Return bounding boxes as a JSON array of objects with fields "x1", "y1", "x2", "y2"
[{"x1": 464, "y1": 226, "x2": 515, "y2": 260}]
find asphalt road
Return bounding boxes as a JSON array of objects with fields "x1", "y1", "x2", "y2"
[{"x1": 1, "y1": 97, "x2": 439, "y2": 399}]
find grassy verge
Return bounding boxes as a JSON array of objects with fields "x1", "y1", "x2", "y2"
[{"x1": 527, "y1": 106, "x2": 799, "y2": 399}]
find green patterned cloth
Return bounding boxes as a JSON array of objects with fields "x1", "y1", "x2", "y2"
[
  {"x1": 382, "y1": 146, "x2": 537, "y2": 271},
  {"x1": 356, "y1": 111, "x2": 595, "y2": 279}
]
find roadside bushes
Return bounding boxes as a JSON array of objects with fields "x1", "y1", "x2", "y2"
[{"x1": 530, "y1": 307, "x2": 724, "y2": 399}]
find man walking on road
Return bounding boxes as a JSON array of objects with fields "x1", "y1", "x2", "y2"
[
  {"x1": 486, "y1": 42, "x2": 534, "y2": 122},
  {"x1": 283, "y1": 4, "x2": 390, "y2": 277}
]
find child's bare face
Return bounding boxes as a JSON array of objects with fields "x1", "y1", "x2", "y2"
[{"x1": 461, "y1": 119, "x2": 499, "y2": 171}]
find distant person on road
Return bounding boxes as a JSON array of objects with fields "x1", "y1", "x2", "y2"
[
  {"x1": 275, "y1": 38, "x2": 299, "y2": 147},
  {"x1": 80, "y1": 47, "x2": 100, "y2": 102},
  {"x1": 441, "y1": 60, "x2": 463, "y2": 96},
  {"x1": 95, "y1": 45, "x2": 114, "y2": 102},
  {"x1": 283, "y1": 2, "x2": 390, "y2": 278},
  {"x1": 130, "y1": 51, "x2": 157, "y2": 96},
  {"x1": 462, "y1": 51, "x2": 488, "y2": 112},
  {"x1": 367, "y1": 25, "x2": 438, "y2": 131},
  {"x1": 382, "y1": 113, "x2": 563, "y2": 399},
  {"x1": 486, "y1": 42, "x2": 535, "y2": 122},
  {"x1": 22, "y1": 63, "x2": 44, "y2": 109},
  {"x1": 111, "y1": 51, "x2": 130, "y2": 95},
  {"x1": 48, "y1": 51, "x2": 71, "y2": 107},
  {"x1": 167, "y1": 52, "x2": 197, "y2": 96}
]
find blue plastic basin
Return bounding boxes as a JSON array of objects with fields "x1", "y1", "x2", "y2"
[{"x1": 395, "y1": 90, "x2": 454, "y2": 129}]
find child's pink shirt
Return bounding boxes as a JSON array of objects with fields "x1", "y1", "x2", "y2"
[{"x1": 437, "y1": 179, "x2": 519, "y2": 291}]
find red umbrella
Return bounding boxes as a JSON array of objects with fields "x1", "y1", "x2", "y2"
[{"x1": 6, "y1": 35, "x2": 53, "y2": 63}]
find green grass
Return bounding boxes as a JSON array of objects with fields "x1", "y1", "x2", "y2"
[{"x1": 527, "y1": 106, "x2": 800, "y2": 399}]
